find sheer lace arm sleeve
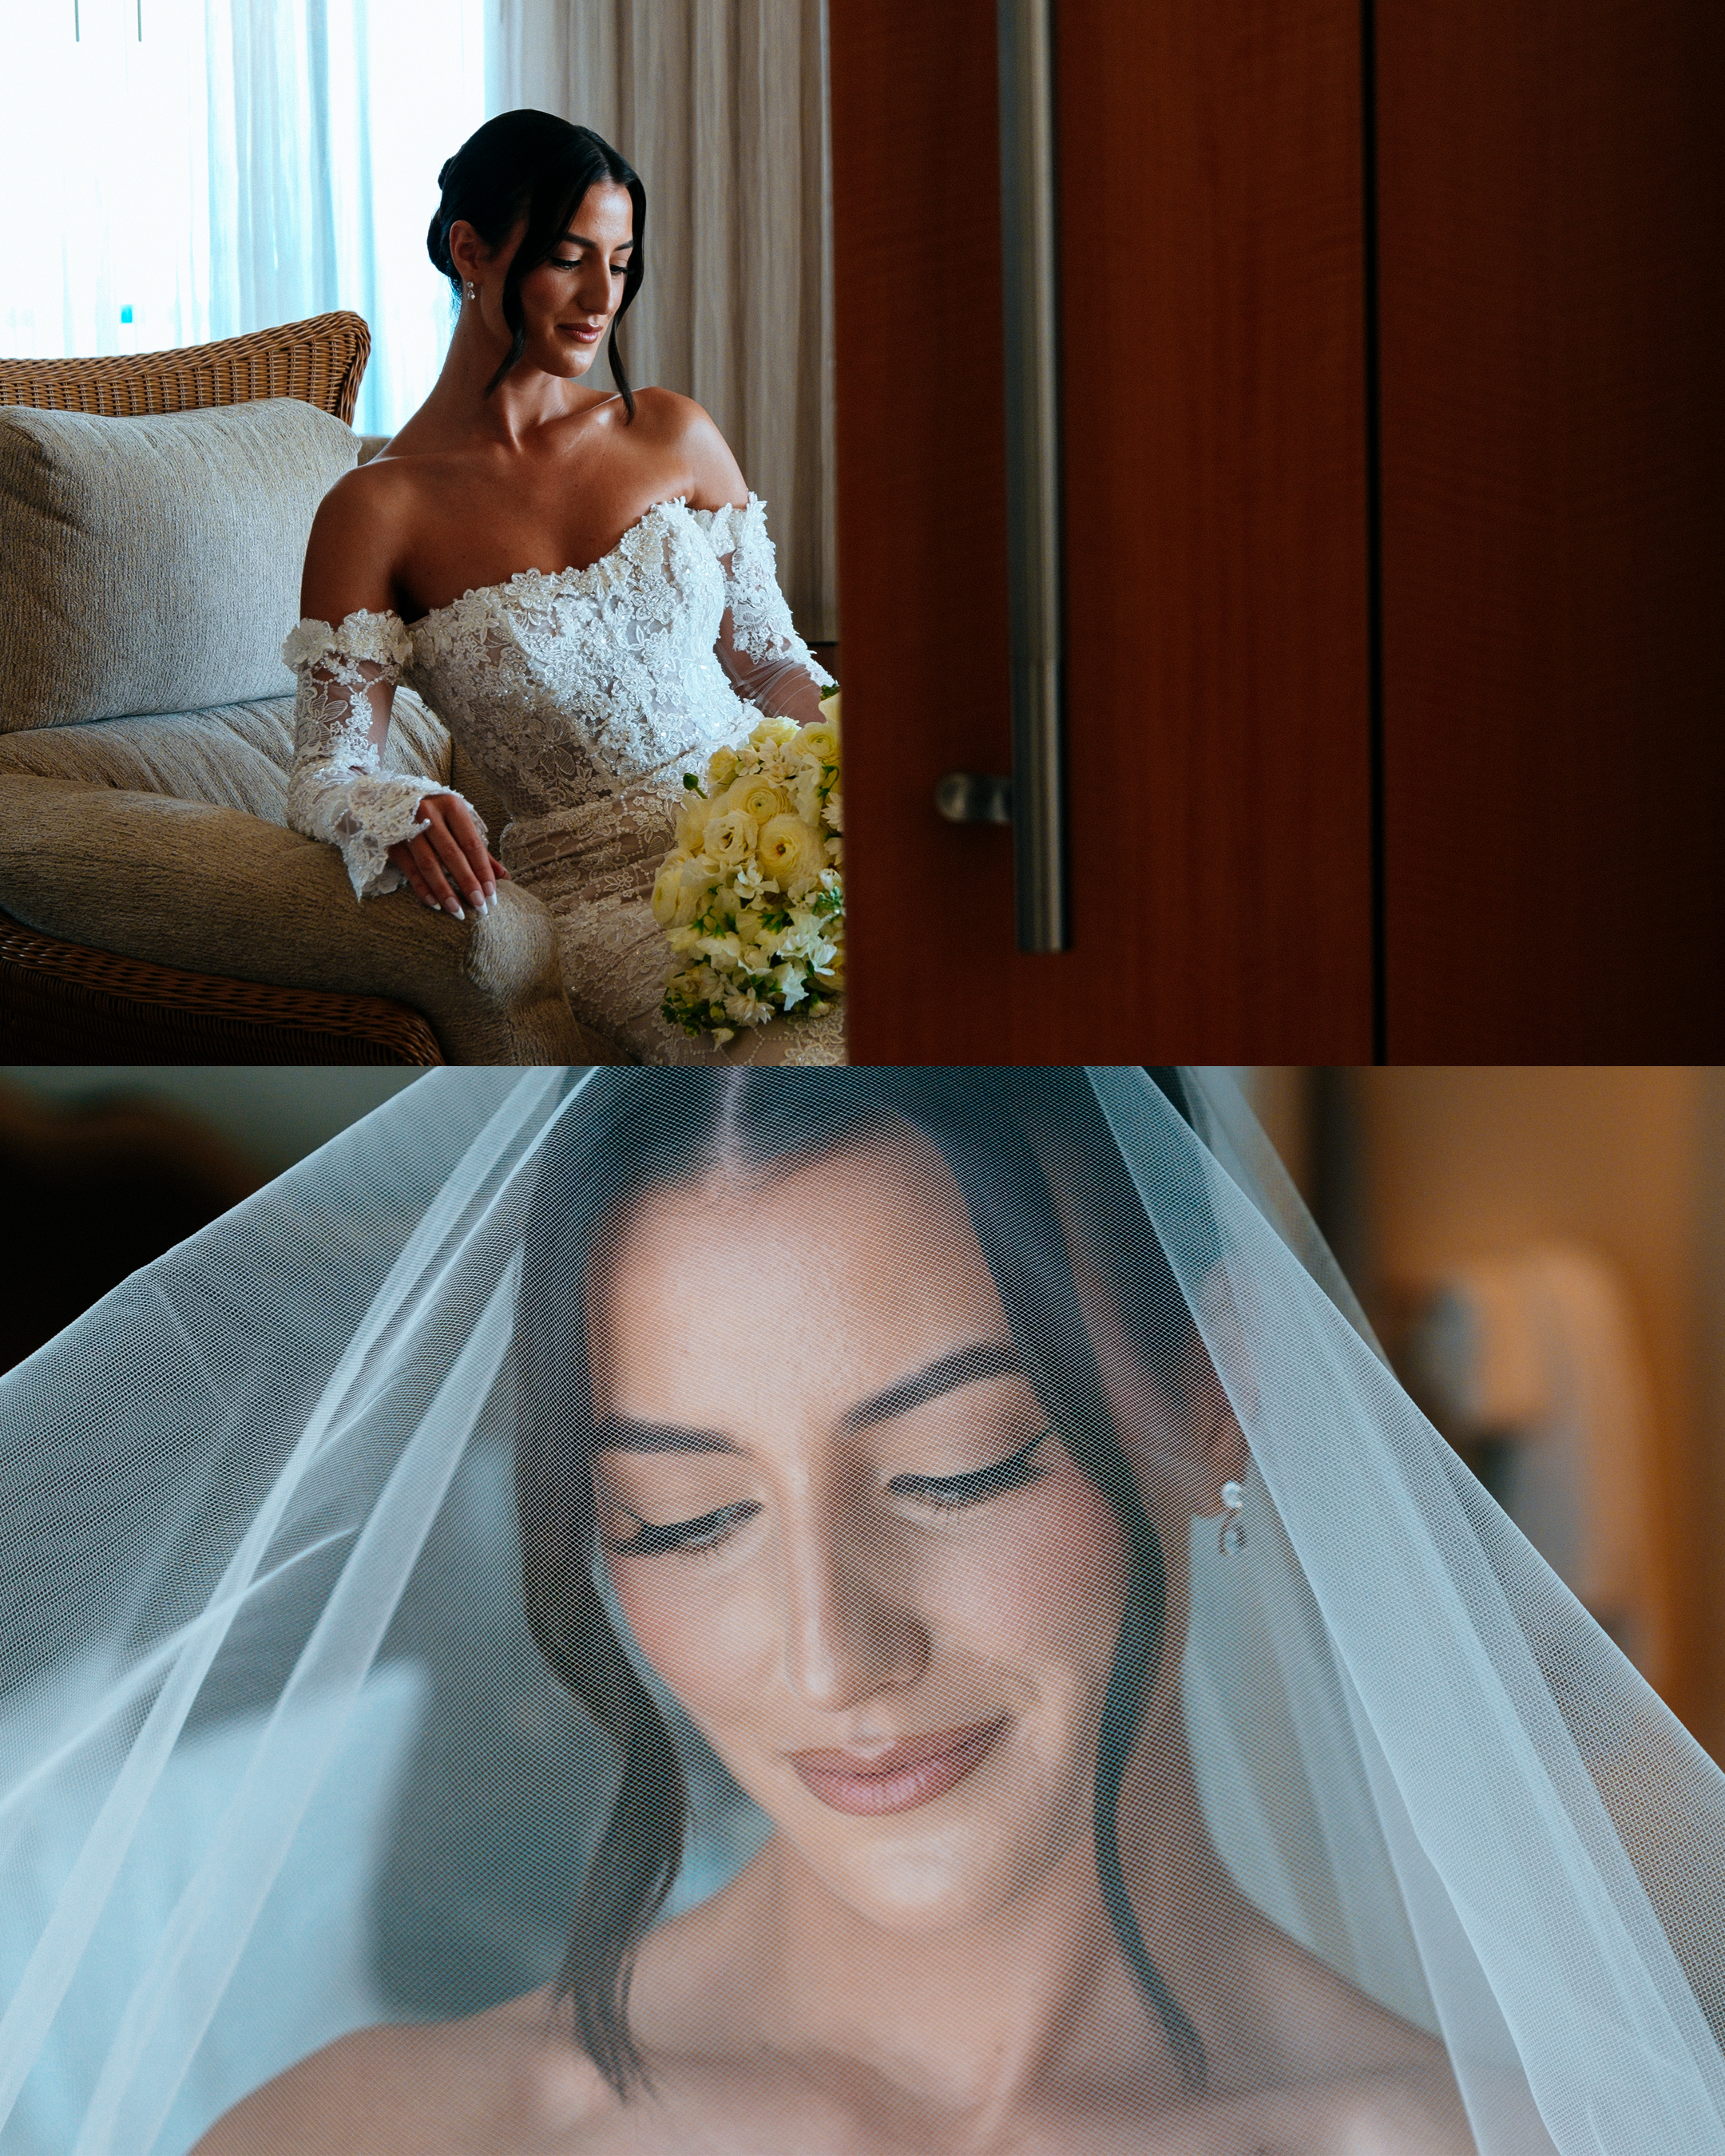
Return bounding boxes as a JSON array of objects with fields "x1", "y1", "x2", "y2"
[
  {"x1": 282, "y1": 611, "x2": 483, "y2": 902},
  {"x1": 697, "y1": 495, "x2": 835, "y2": 723}
]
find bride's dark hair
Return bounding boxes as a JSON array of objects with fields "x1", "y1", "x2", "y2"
[
  {"x1": 426, "y1": 109, "x2": 646, "y2": 410},
  {"x1": 514, "y1": 1069, "x2": 1215, "y2": 2099}
]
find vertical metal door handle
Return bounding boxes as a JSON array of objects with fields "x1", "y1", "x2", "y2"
[{"x1": 997, "y1": 0, "x2": 1069, "y2": 951}]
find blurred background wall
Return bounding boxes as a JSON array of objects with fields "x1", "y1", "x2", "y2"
[
  {"x1": 1237, "y1": 1066, "x2": 1725, "y2": 1754},
  {"x1": 3, "y1": 1064, "x2": 1721, "y2": 1754}
]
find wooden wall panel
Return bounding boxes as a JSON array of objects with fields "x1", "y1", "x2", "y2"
[
  {"x1": 1378, "y1": 0, "x2": 1725, "y2": 1058},
  {"x1": 833, "y1": 2, "x2": 1374, "y2": 1063}
]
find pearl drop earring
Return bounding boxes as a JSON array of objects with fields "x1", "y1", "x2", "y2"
[{"x1": 1218, "y1": 1478, "x2": 1246, "y2": 1555}]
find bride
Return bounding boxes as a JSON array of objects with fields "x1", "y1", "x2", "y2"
[
  {"x1": 3, "y1": 1068, "x2": 1721, "y2": 2155},
  {"x1": 284, "y1": 110, "x2": 843, "y2": 1068}
]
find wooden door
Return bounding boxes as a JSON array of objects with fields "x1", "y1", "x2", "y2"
[
  {"x1": 831, "y1": 3, "x2": 1375, "y2": 1063},
  {"x1": 1375, "y1": 0, "x2": 1725, "y2": 1058},
  {"x1": 830, "y1": 3, "x2": 1723, "y2": 1064}
]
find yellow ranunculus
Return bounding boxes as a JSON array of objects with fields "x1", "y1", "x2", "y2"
[
  {"x1": 795, "y1": 720, "x2": 839, "y2": 766},
  {"x1": 703, "y1": 808, "x2": 759, "y2": 867},
  {"x1": 756, "y1": 813, "x2": 826, "y2": 891},
  {"x1": 727, "y1": 775, "x2": 793, "y2": 824}
]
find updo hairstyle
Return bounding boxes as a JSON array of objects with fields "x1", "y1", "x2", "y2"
[{"x1": 426, "y1": 109, "x2": 645, "y2": 410}]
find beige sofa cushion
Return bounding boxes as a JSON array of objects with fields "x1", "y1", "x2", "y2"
[
  {"x1": 0, "y1": 688, "x2": 454, "y2": 824},
  {"x1": 0, "y1": 777, "x2": 621, "y2": 1065},
  {"x1": 0, "y1": 398, "x2": 356, "y2": 731}
]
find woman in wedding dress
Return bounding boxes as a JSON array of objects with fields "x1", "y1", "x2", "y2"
[
  {"x1": 3, "y1": 1068, "x2": 1720, "y2": 2155},
  {"x1": 193, "y1": 1070, "x2": 1473, "y2": 2155},
  {"x1": 284, "y1": 110, "x2": 843, "y2": 1067}
]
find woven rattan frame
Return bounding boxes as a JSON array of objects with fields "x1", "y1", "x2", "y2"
[
  {"x1": 0, "y1": 311, "x2": 371, "y2": 425},
  {"x1": 0, "y1": 910, "x2": 444, "y2": 1066}
]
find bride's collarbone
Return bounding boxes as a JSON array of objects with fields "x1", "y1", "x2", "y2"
[
  {"x1": 388, "y1": 473, "x2": 707, "y2": 624},
  {"x1": 370, "y1": 388, "x2": 734, "y2": 620}
]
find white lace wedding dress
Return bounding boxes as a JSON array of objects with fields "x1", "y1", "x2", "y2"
[{"x1": 282, "y1": 493, "x2": 844, "y2": 1065}]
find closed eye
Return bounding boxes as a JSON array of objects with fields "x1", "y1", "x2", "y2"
[
  {"x1": 604, "y1": 1500, "x2": 761, "y2": 1557},
  {"x1": 890, "y1": 1429, "x2": 1051, "y2": 1512}
]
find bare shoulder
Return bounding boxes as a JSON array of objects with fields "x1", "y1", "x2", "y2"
[
  {"x1": 190, "y1": 1992, "x2": 614, "y2": 2156},
  {"x1": 627, "y1": 387, "x2": 748, "y2": 512},
  {"x1": 298, "y1": 455, "x2": 425, "y2": 624}
]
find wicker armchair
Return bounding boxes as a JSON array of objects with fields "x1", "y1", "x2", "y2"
[
  {"x1": 0, "y1": 315, "x2": 588, "y2": 1065},
  {"x1": 0, "y1": 311, "x2": 371, "y2": 425}
]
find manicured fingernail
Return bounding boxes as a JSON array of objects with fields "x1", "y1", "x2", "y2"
[{"x1": 447, "y1": 902, "x2": 465, "y2": 921}]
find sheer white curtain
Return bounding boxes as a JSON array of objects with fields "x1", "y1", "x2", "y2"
[
  {"x1": 0, "y1": 0, "x2": 486, "y2": 436},
  {"x1": 487, "y1": 0, "x2": 837, "y2": 640}
]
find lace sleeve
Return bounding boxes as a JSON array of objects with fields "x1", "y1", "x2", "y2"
[
  {"x1": 282, "y1": 611, "x2": 483, "y2": 902},
  {"x1": 696, "y1": 494, "x2": 835, "y2": 722}
]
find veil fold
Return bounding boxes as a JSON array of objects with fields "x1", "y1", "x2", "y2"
[{"x1": 0, "y1": 1067, "x2": 1720, "y2": 2154}]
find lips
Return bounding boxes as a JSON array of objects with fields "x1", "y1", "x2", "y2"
[{"x1": 789, "y1": 1719, "x2": 1006, "y2": 1816}]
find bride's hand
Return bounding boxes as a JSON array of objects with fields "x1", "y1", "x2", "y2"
[{"x1": 390, "y1": 795, "x2": 510, "y2": 920}]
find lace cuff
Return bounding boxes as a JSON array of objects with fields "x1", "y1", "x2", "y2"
[
  {"x1": 283, "y1": 611, "x2": 482, "y2": 902},
  {"x1": 694, "y1": 495, "x2": 835, "y2": 719}
]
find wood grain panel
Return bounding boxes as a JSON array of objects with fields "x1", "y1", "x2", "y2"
[
  {"x1": 1378, "y1": 0, "x2": 1725, "y2": 1057},
  {"x1": 834, "y1": 2, "x2": 1374, "y2": 1062}
]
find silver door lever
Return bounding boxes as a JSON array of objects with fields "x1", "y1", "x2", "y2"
[{"x1": 935, "y1": 772, "x2": 1014, "y2": 824}]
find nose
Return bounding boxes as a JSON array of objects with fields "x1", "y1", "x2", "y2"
[
  {"x1": 575, "y1": 259, "x2": 614, "y2": 319},
  {"x1": 779, "y1": 1519, "x2": 930, "y2": 1714}
]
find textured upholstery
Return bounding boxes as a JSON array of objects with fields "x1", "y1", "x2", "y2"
[
  {"x1": 0, "y1": 327, "x2": 580, "y2": 1064},
  {"x1": 0, "y1": 688, "x2": 454, "y2": 826},
  {"x1": 0, "y1": 398, "x2": 357, "y2": 731},
  {"x1": 0, "y1": 779, "x2": 616, "y2": 1066}
]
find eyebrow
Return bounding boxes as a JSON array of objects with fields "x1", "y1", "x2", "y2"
[
  {"x1": 593, "y1": 1338, "x2": 1026, "y2": 1457},
  {"x1": 842, "y1": 1338, "x2": 1025, "y2": 1433},
  {"x1": 559, "y1": 232, "x2": 634, "y2": 251}
]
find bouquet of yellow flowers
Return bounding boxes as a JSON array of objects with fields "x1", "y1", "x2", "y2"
[{"x1": 655, "y1": 688, "x2": 843, "y2": 1043}]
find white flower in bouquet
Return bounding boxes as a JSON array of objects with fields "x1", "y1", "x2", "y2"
[{"x1": 659, "y1": 687, "x2": 845, "y2": 1040}]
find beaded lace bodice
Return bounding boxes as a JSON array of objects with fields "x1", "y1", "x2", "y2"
[{"x1": 283, "y1": 493, "x2": 833, "y2": 902}]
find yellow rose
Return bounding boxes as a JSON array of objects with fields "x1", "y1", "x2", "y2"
[
  {"x1": 651, "y1": 853, "x2": 689, "y2": 930},
  {"x1": 727, "y1": 775, "x2": 794, "y2": 824},
  {"x1": 674, "y1": 799, "x2": 711, "y2": 854},
  {"x1": 702, "y1": 807, "x2": 759, "y2": 867},
  {"x1": 818, "y1": 688, "x2": 841, "y2": 722},
  {"x1": 706, "y1": 746, "x2": 740, "y2": 789},
  {"x1": 748, "y1": 714, "x2": 801, "y2": 751},
  {"x1": 653, "y1": 853, "x2": 719, "y2": 932}
]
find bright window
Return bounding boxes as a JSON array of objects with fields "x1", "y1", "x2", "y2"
[{"x1": 1, "y1": 0, "x2": 489, "y2": 435}]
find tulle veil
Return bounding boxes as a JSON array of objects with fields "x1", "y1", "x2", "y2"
[{"x1": 0, "y1": 1066, "x2": 1721, "y2": 2154}]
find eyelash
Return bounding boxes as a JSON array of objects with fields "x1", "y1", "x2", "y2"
[
  {"x1": 604, "y1": 1431, "x2": 1052, "y2": 1558},
  {"x1": 551, "y1": 257, "x2": 628, "y2": 273}
]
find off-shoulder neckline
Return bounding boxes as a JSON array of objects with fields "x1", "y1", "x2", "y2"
[{"x1": 401, "y1": 492, "x2": 755, "y2": 632}]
